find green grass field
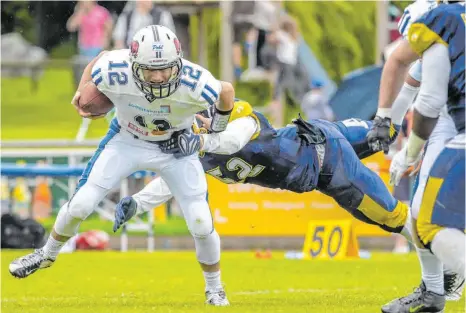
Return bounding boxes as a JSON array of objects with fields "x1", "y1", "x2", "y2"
[{"x1": 2, "y1": 251, "x2": 464, "y2": 313}]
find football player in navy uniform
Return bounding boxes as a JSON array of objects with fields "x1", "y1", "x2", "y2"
[
  {"x1": 115, "y1": 99, "x2": 412, "y2": 255},
  {"x1": 369, "y1": 1, "x2": 465, "y2": 312}
]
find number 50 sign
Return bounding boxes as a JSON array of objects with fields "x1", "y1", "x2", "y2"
[{"x1": 302, "y1": 220, "x2": 360, "y2": 260}]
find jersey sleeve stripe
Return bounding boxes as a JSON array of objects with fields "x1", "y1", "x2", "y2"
[
  {"x1": 93, "y1": 76, "x2": 103, "y2": 87},
  {"x1": 201, "y1": 91, "x2": 215, "y2": 105},
  {"x1": 397, "y1": 11, "x2": 408, "y2": 30},
  {"x1": 91, "y1": 68, "x2": 102, "y2": 79},
  {"x1": 204, "y1": 84, "x2": 219, "y2": 100},
  {"x1": 399, "y1": 15, "x2": 411, "y2": 37}
]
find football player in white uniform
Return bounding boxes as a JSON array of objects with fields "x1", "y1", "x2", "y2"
[
  {"x1": 9, "y1": 25, "x2": 233, "y2": 306},
  {"x1": 367, "y1": 1, "x2": 465, "y2": 312}
]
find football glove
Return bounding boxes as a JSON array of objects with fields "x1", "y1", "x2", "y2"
[
  {"x1": 159, "y1": 130, "x2": 201, "y2": 159},
  {"x1": 366, "y1": 116, "x2": 394, "y2": 154},
  {"x1": 389, "y1": 145, "x2": 422, "y2": 186}
]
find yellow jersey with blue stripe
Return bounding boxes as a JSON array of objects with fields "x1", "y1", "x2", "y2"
[{"x1": 408, "y1": 3, "x2": 465, "y2": 132}]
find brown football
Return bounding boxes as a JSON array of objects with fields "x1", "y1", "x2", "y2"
[{"x1": 78, "y1": 81, "x2": 114, "y2": 116}]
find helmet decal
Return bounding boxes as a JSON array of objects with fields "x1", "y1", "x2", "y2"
[
  {"x1": 174, "y1": 38, "x2": 182, "y2": 56},
  {"x1": 130, "y1": 41, "x2": 139, "y2": 58}
]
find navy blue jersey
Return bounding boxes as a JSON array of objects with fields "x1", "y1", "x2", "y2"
[
  {"x1": 200, "y1": 112, "x2": 322, "y2": 193},
  {"x1": 199, "y1": 113, "x2": 400, "y2": 193},
  {"x1": 199, "y1": 113, "x2": 407, "y2": 232},
  {"x1": 408, "y1": 3, "x2": 465, "y2": 132}
]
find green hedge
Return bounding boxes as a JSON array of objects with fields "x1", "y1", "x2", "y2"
[
  {"x1": 285, "y1": 1, "x2": 376, "y2": 83},
  {"x1": 189, "y1": 2, "x2": 379, "y2": 83},
  {"x1": 235, "y1": 80, "x2": 272, "y2": 108}
]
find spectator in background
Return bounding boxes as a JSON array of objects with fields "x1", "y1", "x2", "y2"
[
  {"x1": 253, "y1": 0, "x2": 281, "y2": 69},
  {"x1": 265, "y1": 14, "x2": 309, "y2": 126},
  {"x1": 301, "y1": 80, "x2": 334, "y2": 121},
  {"x1": 231, "y1": 1, "x2": 255, "y2": 80},
  {"x1": 66, "y1": 0, "x2": 113, "y2": 58},
  {"x1": 113, "y1": 0, "x2": 175, "y2": 49}
]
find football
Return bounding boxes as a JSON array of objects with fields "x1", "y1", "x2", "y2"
[{"x1": 78, "y1": 80, "x2": 114, "y2": 116}]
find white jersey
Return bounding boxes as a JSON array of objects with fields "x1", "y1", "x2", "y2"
[
  {"x1": 398, "y1": 0, "x2": 438, "y2": 38},
  {"x1": 91, "y1": 49, "x2": 221, "y2": 141}
]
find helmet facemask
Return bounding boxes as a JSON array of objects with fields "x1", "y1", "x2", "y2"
[{"x1": 132, "y1": 58, "x2": 183, "y2": 102}]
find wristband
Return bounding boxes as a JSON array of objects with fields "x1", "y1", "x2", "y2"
[
  {"x1": 376, "y1": 108, "x2": 392, "y2": 119},
  {"x1": 210, "y1": 106, "x2": 232, "y2": 132}
]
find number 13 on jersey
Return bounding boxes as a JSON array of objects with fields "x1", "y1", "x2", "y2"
[{"x1": 302, "y1": 220, "x2": 359, "y2": 259}]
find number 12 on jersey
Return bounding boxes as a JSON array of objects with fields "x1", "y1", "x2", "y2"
[
  {"x1": 302, "y1": 220, "x2": 359, "y2": 259},
  {"x1": 108, "y1": 61, "x2": 129, "y2": 86}
]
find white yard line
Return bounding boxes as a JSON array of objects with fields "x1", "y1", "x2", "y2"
[
  {"x1": 231, "y1": 287, "x2": 388, "y2": 296},
  {"x1": 2, "y1": 287, "x2": 398, "y2": 302}
]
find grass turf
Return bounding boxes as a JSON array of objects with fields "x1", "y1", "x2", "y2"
[{"x1": 2, "y1": 250, "x2": 464, "y2": 313}]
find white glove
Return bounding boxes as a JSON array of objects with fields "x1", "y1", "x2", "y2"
[{"x1": 389, "y1": 146, "x2": 421, "y2": 186}]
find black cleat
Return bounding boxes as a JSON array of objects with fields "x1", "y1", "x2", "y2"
[
  {"x1": 381, "y1": 282, "x2": 445, "y2": 313},
  {"x1": 444, "y1": 271, "x2": 465, "y2": 301}
]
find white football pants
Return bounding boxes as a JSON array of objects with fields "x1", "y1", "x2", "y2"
[{"x1": 55, "y1": 125, "x2": 220, "y2": 264}]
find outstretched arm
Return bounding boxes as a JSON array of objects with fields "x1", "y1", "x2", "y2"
[
  {"x1": 197, "y1": 114, "x2": 258, "y2": 155},
  {"x1": 366, "y1": 40, "x2": 420, "y2": 153},
  {"x1": 132, "y1": 177, "x2": 174, "y2": 215}
]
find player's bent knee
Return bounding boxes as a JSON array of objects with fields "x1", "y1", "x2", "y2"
[
  {"x1": 178, "y1": 193, "x2": 213, "y2": 238},
  {"x1": 194, "y1": 229, "x2": 221, "y2": 265},
  {"x1": 67, "y1": 183, "x2": 108, "y2": 220},
  {"x1": 188, "y1": 213, "x2": 214, "y2": 238}
]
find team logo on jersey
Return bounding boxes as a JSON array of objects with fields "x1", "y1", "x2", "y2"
[
  {"x1": 128, "y1": 122, "x2": 148, "y2": 136},
  {"x1": 174, "y1": 38, "x2": 181, "y2": 55},
  {"x1": 130, "y1": 41, "x2": 139, "y2": 58}
]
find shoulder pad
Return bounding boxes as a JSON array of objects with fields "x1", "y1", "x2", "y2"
[{"x1": 230, "y1": 100, "x2": 254, "y2": 122}]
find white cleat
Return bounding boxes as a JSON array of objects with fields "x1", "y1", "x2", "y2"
[
  {"x1": 444, "y1": 272, "x2": 465, "y2": 301},
  {"x1": 205, "y1": 286, "x2": 230, "y2": 306},
  {"x1": 9, "y1": 249, "x2": 54, "y2": 279}
]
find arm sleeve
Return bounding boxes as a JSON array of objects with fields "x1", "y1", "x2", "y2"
[
  {"x1": 201, "y1": 116, "x2": 258, "y2": 154},
  {"x1": 413, "y1": 43, "x2": 450, "y2": 118},
  {"x1": 408, "y1": 59, "x2": 422, "y2": 82}
]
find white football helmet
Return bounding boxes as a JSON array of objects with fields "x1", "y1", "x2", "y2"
[{"x1": 129, "y1": 25, "x2": 183, "y2": 101}]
